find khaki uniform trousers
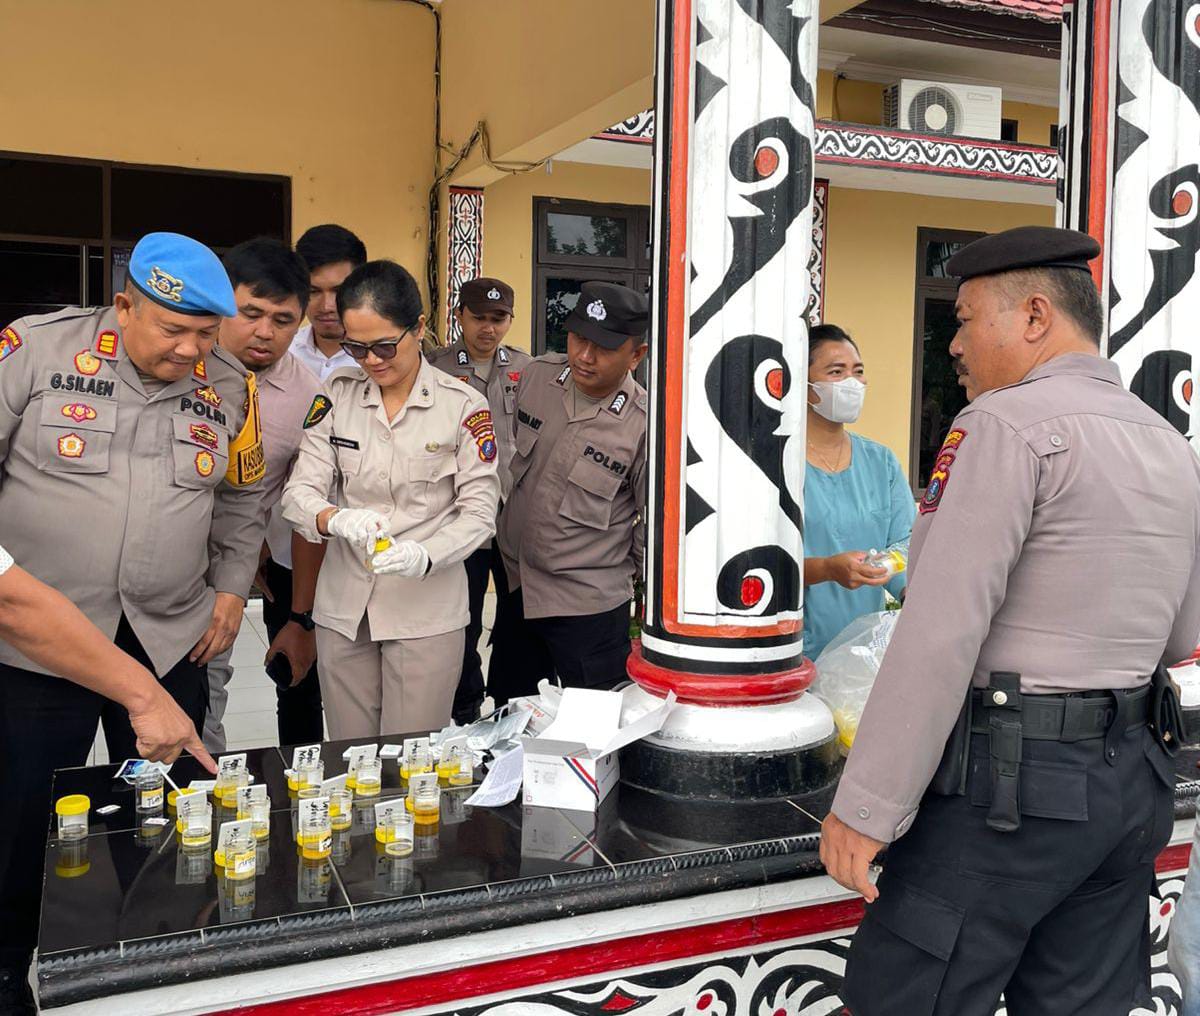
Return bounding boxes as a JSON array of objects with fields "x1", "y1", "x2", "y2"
[{"x1": 315, "y1": 617, "x2": 463, "y2": 739}]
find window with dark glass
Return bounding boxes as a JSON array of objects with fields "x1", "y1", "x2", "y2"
[
  {"x1": 0, "y1": 151, "x2": 289, "y2": 325},
  {"x1": 911, "y1": 227, "x2": 985, "y2": 492}
]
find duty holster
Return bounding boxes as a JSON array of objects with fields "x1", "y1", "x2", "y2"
[
  {"x1": 1150, "y1": 663, "x2": 1185, "y2": 757},
  {"x1": 983, "y1": 672, "x2": 1023, "y2": 833}
]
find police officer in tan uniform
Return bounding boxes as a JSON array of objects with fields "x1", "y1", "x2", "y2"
[
  {"x1": 0, "y1": 232, "x2": 265, "y2": 1006},
  {"x1": 428, "y1": 277, "x2": 531, "y2": 722},
  {"x1": 283, "y1": 261, "x2": 499, "y2": 739},
  {"x1": 491, "y1": 282, "x2": 648, "y2": 704},
  {"x1": 820, "y1": 227, "x2": 1200, "y2": 1015}
]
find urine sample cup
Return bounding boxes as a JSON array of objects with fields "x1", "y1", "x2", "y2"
[
  {"x1": 330, "y1": 789, "x2": 353, "y2": 831},
  {"x1": 181, "y1": 803, "x2": 213, "y2": 850},
  {"x1": 298, "y1": 803, "x2": 332, "y2": 860},
  {"x1": 55, "y1": 795, "x2": 90, "y2": 841},
  {"x1": 217, "y1": 772, "x2": 249, "y2": 811},
  {"x1": 354, "y1": 758, "x2": 382, "y2": 798},
  {"x1": 412, "y1": 782, "x2": 440, "y2": 826},
  {"x1": 55, "y1": 839, "x2": 90, "y2": 879},
  {"x1": 374, "y1": 805, "x2": 414, "y2": 857},
  {"x1": 223, "y1": 828, "x2": 257, "y2": 881},
  {"x1": 400, "y1": 743, "x2": 432, "y2": 782},
  {"x1": 296, "y1": 762, "x2": 325, "y2": 799},
  {"x1": 450, "y1": 748, "x2": 473, "y2": 787},
  {"x1": 135, "y1": 769, "x2": 165, "y2": 814},
  {"x1": 245, "y1": 799, "x2": 271, "y2": 840}
]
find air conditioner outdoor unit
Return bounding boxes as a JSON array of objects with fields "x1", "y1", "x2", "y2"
[{"x1": 883, "y1": 79, "x2": 1002, "y2": 140}]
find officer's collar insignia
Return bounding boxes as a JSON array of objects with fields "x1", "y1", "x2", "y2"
[
  {"x1": 194, "y1": 450, "x2": 215, "y2": 477},
  {"x1": 303, "y1": 394, "x2": 331, "y2": 429},
  {"x1": 555, "y1": 365, "x2": 571, "y2": 385},
  {"x1": 456, "y1": 349, "x2": 469, "y2": 366},
  {"x1": 0, "y1": 327, "x2": 23, "y2": 363},
  {"x1": 487, "y1": 288, "x2": 501, "y2": 300},
  {"x1": 192, "y1": 357, "x2": 208, "y2": 381},
  {"x1": 93, "y1": 330, "x2": 120, "y2": 360},
  {"x1": 61, "y1": 403, "x2": 97, "y2": 424},
  {"x1": 147, "y1": 266, "x2": 184, "y2": 304},
  {"x1": 457, "y1": 375, "x2": 471, "y2": 384},
  {"x1": 195, "y1": 385, "x2": 222, "y2": 407},
  {"x1": 497, "y1": 347, "x2": 509, "y2": 364},
  {"x1": 74, "y1": 350, "x2": 102, "y2": 376},
  {"x1": 420, "y1": 386, "x2": 430, "y2": 399},
  {"x1": 189, "y1": 423, "x2": 219, "y2": 450},
  {"x1": 609, "y1": 392, "x2": 628, "y2": 414},
  {"x1": 57, "y1": 432, "x2": 85, "y2": 458},
  {"x1": 586, "y1": 299, "x2": 607, "y2": 321},
  {"x1": 920, "y1": 428, "x2": 967, "y2": 516}
]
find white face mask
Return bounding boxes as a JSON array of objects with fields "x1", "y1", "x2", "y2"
[{"x1": 809, "y1": 377, "x2": 866, "y2": 424}]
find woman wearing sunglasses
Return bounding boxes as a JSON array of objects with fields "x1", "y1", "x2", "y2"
[{"x1": 282, "y1": 260, "x2": 500, "y2": 738}]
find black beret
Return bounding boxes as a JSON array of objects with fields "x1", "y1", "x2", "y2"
[{"x1": 946, "y1": 225, "x2": 1101, "y2": 282}]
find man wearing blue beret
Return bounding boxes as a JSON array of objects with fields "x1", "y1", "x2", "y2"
[{"x1": 0, "y1": 231, "x2": 266, "y2": 1006}]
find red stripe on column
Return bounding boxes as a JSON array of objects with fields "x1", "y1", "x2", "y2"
[
  {"x1": 212, "y1": 899, "x2": 865, "y2": 1016},
  {"x1": 1086, "y1": 0, "x2": 1112, "y2": 287}
]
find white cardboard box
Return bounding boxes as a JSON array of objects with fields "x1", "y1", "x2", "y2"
[{"x1": 520, "y1": 687, "x2": 674, "y2": 812}]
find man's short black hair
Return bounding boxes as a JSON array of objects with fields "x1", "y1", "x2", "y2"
[
  {"x1": 295, "y1": 224, "x2": 367, "y2": 274},
  {"x1": 223, "y1": 238, "x2": 309, "y2": 313},
  {"x1": 994, "y1": 266, "x2": 1104, "y2": 345}
]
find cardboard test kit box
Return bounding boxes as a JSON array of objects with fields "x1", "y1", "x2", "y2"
[{"x1": 521, "y1": 687, "x2": 675, "y2": 812}]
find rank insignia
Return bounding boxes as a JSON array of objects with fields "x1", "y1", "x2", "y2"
[
  {"x1": 0, "y1": 327, "x2": 23, "y2": 363},
  {"x1": 609, "y1": 392, "x2": 628, "y2": 414},
  {"x1": 192, "y1": 358, "x2": 208, "y2": 381},
  {"x1": 57, "y1": 433, "x2": 85, "y2": 458},
  {"x1": 497, "y1": 347, "x2": 510, "y2": 364},
  {"x1": 303, "y1": 395, "x2": 331, "y2": 429},
  {"x1": 61, "y1": 403, "x2": 97, "y2": 424},
  {"x1": 456, "y1": 349, "x2": 469, "y2": 366},
  {"x1": 195, "y1": 450, "x2": 215, "y2": 477},
  {"x1": 507, "y1": 371, "x2": 521, "y2": 383},
  {"x1": 147, "y1": 266, "x2": 184, "y2": 304},
  {"x1": 93, "y1": 330, "x2": 119, "y2": 359},
  {"x1": 555, "y1": 365, "x2": 571, "y2": 385},
  {"x1": 195, "y1": 385, "x2": 222, "y2": 407},
  {"x1": 74, "y1": 350, "x2": 102, "y2": 376},
  {"x1": 920, "y1": 428, "x2": 966, "y2": 515},
  {"x1": 189, "y1": 423, "x2": 219, "y2": 450}
]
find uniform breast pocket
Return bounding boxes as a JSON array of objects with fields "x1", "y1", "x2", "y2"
[
  {"x1": 408, "y1": 452, "x2": 458, "y2": 511},
  {"x1": 37, "y1": 395, "x2": 119, "y2": 475},
  {"x1": 509, "y1": 425, "x2": 539, "y2": 489},
  {"x1": 559, "y1": 459, "x2": 623, "y2": 530},
  {"x1": 170, "y1": 414, "x2": 229, "y2": 490}
]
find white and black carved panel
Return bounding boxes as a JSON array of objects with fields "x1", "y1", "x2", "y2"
[
  {"x1": 446, "y1": 881, "x2": 1185, "y2": 1015},
  {"x1": 597, "y1": 111, "x2": 656, "y2": 143},
  {"x1": 1106, "y1": 0, "x2": 1200, "y2": 447},
  {"x1": 814, "y1": 123, "x2": 1057, "y2": 183},
  {"x1": 807, "y1": 179, "x2": 828, "y2": 327},
  {"x1": 447, "y1": 186, "x2": 484, "y2": 344}
]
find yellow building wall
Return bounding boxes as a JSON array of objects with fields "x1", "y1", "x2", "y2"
[
  {"x1": 815, "y1": 70, "x2": 1056, "y2": 146},
  {"x1": 0, "y1": 0, "x2": 435, "y2": 290},
  {"x1": 823, "y1": 187, "x2": 1055, "y2": 468},
  {"x1": 475, "y1": 162, "x2": 652, "y2": 352}
]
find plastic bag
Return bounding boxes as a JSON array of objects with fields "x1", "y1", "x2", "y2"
[{"x1": 809, "y1": 610, "x2": 900, "y2": 754}]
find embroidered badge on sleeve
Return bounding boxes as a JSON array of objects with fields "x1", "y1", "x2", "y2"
[
  {"x1": 303, "y1": 395, "x2": 331, "y2": 429},
  {"x1": 463, "y1": 409, "x2": 498, "y2": 463},
  {"x1": 920, "y1": 428, "x2": 967, "y2": 515},
  {"x1": 0, "y1": 327, "x2": 23, "y2": 363}
]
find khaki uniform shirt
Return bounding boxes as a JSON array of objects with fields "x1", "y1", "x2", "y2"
[
  {"x1": 254, "y1": 352, "x2": 323, "y2": 568},
  {"x1": 496, "y1": 354, "x2": 647, "y2": 619},
  {"x1": 0, "y1": 307, "x2": 266, "y2": 675},
  {"x1": 834, "y1": 353, "x2": 1200, "y2": 843},
  {"x1": 427, "y1": 341, "x2": 532, "y2": 496},
  {"x1": 281, "y1": 357, "x2": 500, "y2": 641}
]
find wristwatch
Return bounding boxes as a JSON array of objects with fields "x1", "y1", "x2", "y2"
[{"x1": 288, "y1": 610, "x2": 316, "y2": 632}]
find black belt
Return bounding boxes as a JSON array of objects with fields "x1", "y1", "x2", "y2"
[{"x1": 970, "y1": 684, "x2": 1150, "y2": 742}]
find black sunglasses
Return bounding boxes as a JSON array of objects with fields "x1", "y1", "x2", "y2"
[{"x1": 340, "y1": 329, "x2": 412, "y2": 362}]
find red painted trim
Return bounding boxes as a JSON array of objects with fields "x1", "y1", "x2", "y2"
[
  {"x1": 593, "y1": 131, "x2": 655, "y2": 145},
  {"x1": 1086, "y1": 0, "x2": 1113, "y2": 287},
  {"x1": 627, "y1": 639, "x2": 816, "y2": 704},
  {"x1": 1156, "y1": 841, "x2": 1193, "y2": 875},
  {"x1": 213, "y1": 899, "x2": 866, "y2": 1016}
]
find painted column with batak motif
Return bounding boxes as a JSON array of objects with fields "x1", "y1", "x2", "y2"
[{"x1": 621, "y1": 0, "x2": 841, "y2": 801}]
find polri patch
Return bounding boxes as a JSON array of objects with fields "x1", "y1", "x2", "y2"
[
  {"x1": 463, "y1": 409, "x2": 497, "y2": 463},
  {"x1": 61, "y1": 403, "x2": 97, "y2": 424},
  {"x1": 303, "y1": 395, "x2": 331, "y2": 429},
  {"x1": 0, "y1": 327, "x2": 23, "y2": 363},
  {"x1": 195, "y1": 385, "x2": 221, "y2": 407},
  {"x1": 57, "y1": 433, "x2": 85, "y2": 458},
  {"x1": 920, "y1": 428, "x2": 967, "y2": 515},
  {"x1": 74, "y1": 350, "x2": 101, "y2": 376},
  {"x1": 195, "y1": 450, "x2": 215, "y2": 477}
]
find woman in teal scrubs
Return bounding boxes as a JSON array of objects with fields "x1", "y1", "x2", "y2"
[{"x1": 803, "y1": 324, "x2": 915, "y2": 660}]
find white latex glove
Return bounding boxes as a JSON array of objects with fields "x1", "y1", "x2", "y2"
[
  {"x1": 327, "y1": 508, "x2": 388, "y2": 550},
  {"x1": 370, "y1": 540, "x2": 430, "y2": 577}
]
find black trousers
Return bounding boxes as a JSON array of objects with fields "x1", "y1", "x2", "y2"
[
  {"x1": 842, "y1": 723, "x2": 1177, "y2": 1016},
  {"x1": 0, "y1": 618, "x2": 207, "y2": 974},
  {"x1": 261, "y1": 558, "x2": 325, "y2": 746},
  {"x1": 488, "y1": 588, "x2": 631, "y2": 705},
  {"x1": 454, "y1": 539, "x2": 511, "y2": 723}
]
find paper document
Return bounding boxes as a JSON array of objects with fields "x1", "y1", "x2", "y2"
[{"x1": 464, "y1": 745, "x2": 525, "y2": 807}]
